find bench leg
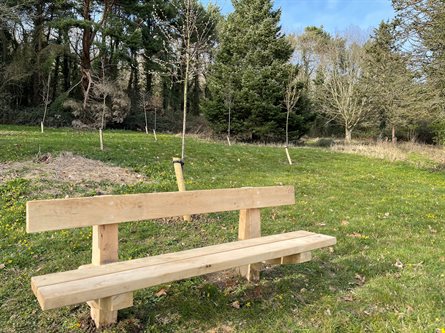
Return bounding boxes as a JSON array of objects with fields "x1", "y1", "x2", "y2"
[
  {"x1": 87, "y1": 292, "x2": 133, "y2": 327},
  {"x1": 237, "y1": 208, "x2": 261, "y2": 282},
  {"x1": 90, "y1": 297, "x2": 117, "y2": 328}
]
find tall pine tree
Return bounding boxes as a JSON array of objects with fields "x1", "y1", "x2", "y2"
[
  {"x1": 203, "y1": 0, "x2": 310, "y2": 142},
  {"x1": 363, "y1": 21, "x2": 416, "y2": 140}
]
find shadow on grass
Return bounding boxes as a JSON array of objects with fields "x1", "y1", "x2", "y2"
[{"x1": 106, "y1": 254, "x2": 396, "y2": 332}]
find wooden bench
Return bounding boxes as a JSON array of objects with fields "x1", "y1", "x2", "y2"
[{"x1": 26, "y1": 186, "x2": 336, "y2": 328}]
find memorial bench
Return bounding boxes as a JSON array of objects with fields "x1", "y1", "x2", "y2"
[{"x1": 26, "y1": 186, "x2": 336, "y2": 328}]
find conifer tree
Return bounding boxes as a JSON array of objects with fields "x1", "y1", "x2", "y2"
[
  {"x1": 203, "y1": 0, "x2": 311, "y2": 142},
  {"x1": 363, "y1": 21, "x2": 417, "y2": 141}
]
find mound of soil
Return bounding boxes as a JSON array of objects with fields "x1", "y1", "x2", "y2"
[{"x1": 0, "y1": 152, "x2": 147, "y2": 196}]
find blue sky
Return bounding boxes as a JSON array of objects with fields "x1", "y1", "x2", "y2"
[{"x1": 204, "y1": 0, "x2": 395, "y2": 37}]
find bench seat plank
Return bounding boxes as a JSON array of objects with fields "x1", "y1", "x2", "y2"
[
  {"x1": 32, "y1": 230, "x2": 313, "y2": 289},
  {"x1": 32, "y1": 231, "x2": 336, "y2": 310}
]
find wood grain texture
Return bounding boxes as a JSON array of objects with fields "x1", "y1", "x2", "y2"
[
  {"x1": 26, "y1": 186, "x2": 295, "y2": 232},
  {"x1": 32, "y1": 232, "x2": 336, "y2": 310},
  {"x1": 33, "y1": 231, "x2": 314, "y2": 288},
  {"x1": 92, "y1": 224, "x2": 118, "y2": 265},
  {"x1": 90, "y1": 224, "x2": 119, "y2": 326},
  {"x1": 238, "y1": 208, "x2": 261, "y2": 281}
]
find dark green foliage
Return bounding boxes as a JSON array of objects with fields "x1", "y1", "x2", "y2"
[
  {"x1": 392, "y1": 0, "x2": 445, "y2": 138},
  {"x1": 203, "y1": 0, "x2": 311, "y2": 142},
  {"x1": 362, "y1": 21, "x2": 418, "y2": 139}
]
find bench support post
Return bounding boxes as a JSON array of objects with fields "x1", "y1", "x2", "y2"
[
  {"x1": 265, "y1": 251, "x2": 312, "y2": 265},
  {"x1": 89, "y1": 224, "x2": 133, "y2": 328},
  {"x1": 237, "y1": 208, "x2": 261, "y2": 282}
]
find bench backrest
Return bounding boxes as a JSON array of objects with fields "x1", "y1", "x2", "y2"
[{"x1": 26, "y1": 186, "x2": 295, "y2": 233}]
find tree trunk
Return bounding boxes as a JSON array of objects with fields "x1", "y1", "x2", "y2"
[
  {"x1": 391, "y1": 126, "x2": 397, "y2": 143},
  {"x1": 52, "y1": 55, "x2": 60, "y2": 101},
  {"x1": 146, "y1": 71, "x2": 153, "y2": 97},
  {"x1": 182, "y1": 55, "x2": 189, "y2": 161},
  {"x1": 62, "y1": 30, "x2": 71, "y2": 92},
  {"x1": 191, "y1": 51, "x2": 200, "y2": 116},
  {"x1": 345, "y1": 128, "x2": 352, "y2": 142},
  {"x1": 81, "y1": 0, "x2": 92, "y2": 87},
  {"x1": 32, "y1": 0, "x2": 45, "y2": 105}
]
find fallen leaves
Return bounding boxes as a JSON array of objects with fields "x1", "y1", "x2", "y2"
[
  {"x1": 231, "y1": 300, "x2": 240, "y2": 309},
  {"x1": 428, "y1": 225, "x2": 437, "y2": 234},
  {"x1": 394, "y1": 260, "x2": 404, "y2": 270},
  {"x1": 340, "y1": 294, "x2": 354, "y2": 302},
  {"x1": 355, "y1": 273, "x2": 366, "y2": 286},
  {"x1": 155, "y1": 288, "x2": 167, "y2": 297},
  {"x1": 347, "y1": 232, "x2": 369, "y2": 239}
]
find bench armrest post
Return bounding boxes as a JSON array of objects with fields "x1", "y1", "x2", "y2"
[{"x1": 237, "y1": 208, "x2": 261, "y2": 281}]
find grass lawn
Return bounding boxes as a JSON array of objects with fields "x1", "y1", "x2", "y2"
[{"x1": 1, "y1": 125, "x2": 445, "y2": 332}]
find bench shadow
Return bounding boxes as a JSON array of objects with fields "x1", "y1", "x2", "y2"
[{"x1": 105, "y1": 254, "x2": 395, "y2": 332}]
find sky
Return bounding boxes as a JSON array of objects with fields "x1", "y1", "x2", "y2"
[{"x1": 204, "y1": 0, "x2": 395, "y2": 38}]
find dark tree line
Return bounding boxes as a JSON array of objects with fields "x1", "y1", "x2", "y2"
[
  {"x1": 1, "y1": 0, "x2": 444, "y2": 144},
  {"x1": 0, "y1": 0, "x2": 218, "y2": 131}
]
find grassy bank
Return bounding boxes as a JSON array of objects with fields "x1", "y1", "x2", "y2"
[{"x1": 1, "y1": 125, "x2": 445, "y2": 332}]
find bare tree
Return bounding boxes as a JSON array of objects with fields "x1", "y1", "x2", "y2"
[
  {"x1": 141, "y1": 91, "x2": 162, "y2": 141},
  {"x1": 41, "y1": 71, "x2": 51, "y2": 133},
  {"x1": 318, "y1": 40, "x2": 373, "y2": 142},
  {"x1": 80, "y1": 0, "x2": 115, "y2": 114},
  {"x1": 224, "y1": 79, "x2": 234, "y2": 146},
  {"x1": 283, "y1": 67, "x2": 303, "y2": 164},
  {"x1": 153, "y1": 0, "x2": 216, "y2": 161}
]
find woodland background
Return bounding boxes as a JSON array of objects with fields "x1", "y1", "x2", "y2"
[{"x1": 0, "y1": 0, "x2": 444, "y2": 144}]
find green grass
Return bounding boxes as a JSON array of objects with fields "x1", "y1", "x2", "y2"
[{"x1": 1, "y1": 125, "x2": 445, "y2": 332}]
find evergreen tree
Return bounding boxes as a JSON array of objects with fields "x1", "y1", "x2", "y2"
[
  {"x1": 363, "y1": 21, "x2": 418, "y2": 141},
  {"x1": 203, "y1": 0, "x2": 311, "y2": 142},
  {"x1": 393, "y1": 0, "x2": 445, "y2": 110}
]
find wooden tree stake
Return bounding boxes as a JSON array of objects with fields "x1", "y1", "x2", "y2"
[
  {"x1": 227, "y1": 135, "x2": 231, "y2": 146},
  {"x1": 153, "y1": 129, "x2": 157, "y2": 141},
  {"x1": 237, "y1": 208, "x2": 261, "y2": 281},
  {"x1": 173, "y1": 157, "x2": 191, "y2": 221},
  {"x1": 40, "y1": 122, "x2": 44, "y2": 133},
  {"x1": 99, "y1": 129, "x2": 104, "y2": 151},
  {"x1": 285, "y1": 147, "x2": 292, "y2": 165}
]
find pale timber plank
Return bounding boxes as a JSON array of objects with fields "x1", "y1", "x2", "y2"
[
  {"x1": 35, "y1": 233, "x2": 336, "y2": 310},
  {"x1": 90, "y1": 224, "x2": 120, "y2": 326},
  {"x1": 32, "y1": 231, "x2": 314, "y2": 288},
  {"x1": 266, "y1": 251, "x2": 312, "y2": 265},
  {"x1": 92, "y1": 224, "x2": 118, "y2": 265},
  {"x1": 27, "y1": 186, "x2": 295, "y2": 232},
  {"x1": 238, "y1": 208, "x2": 261, "y2": 281},
  {"x1": 87, "y1": 293, "x2": 133, "y2": 311}
]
